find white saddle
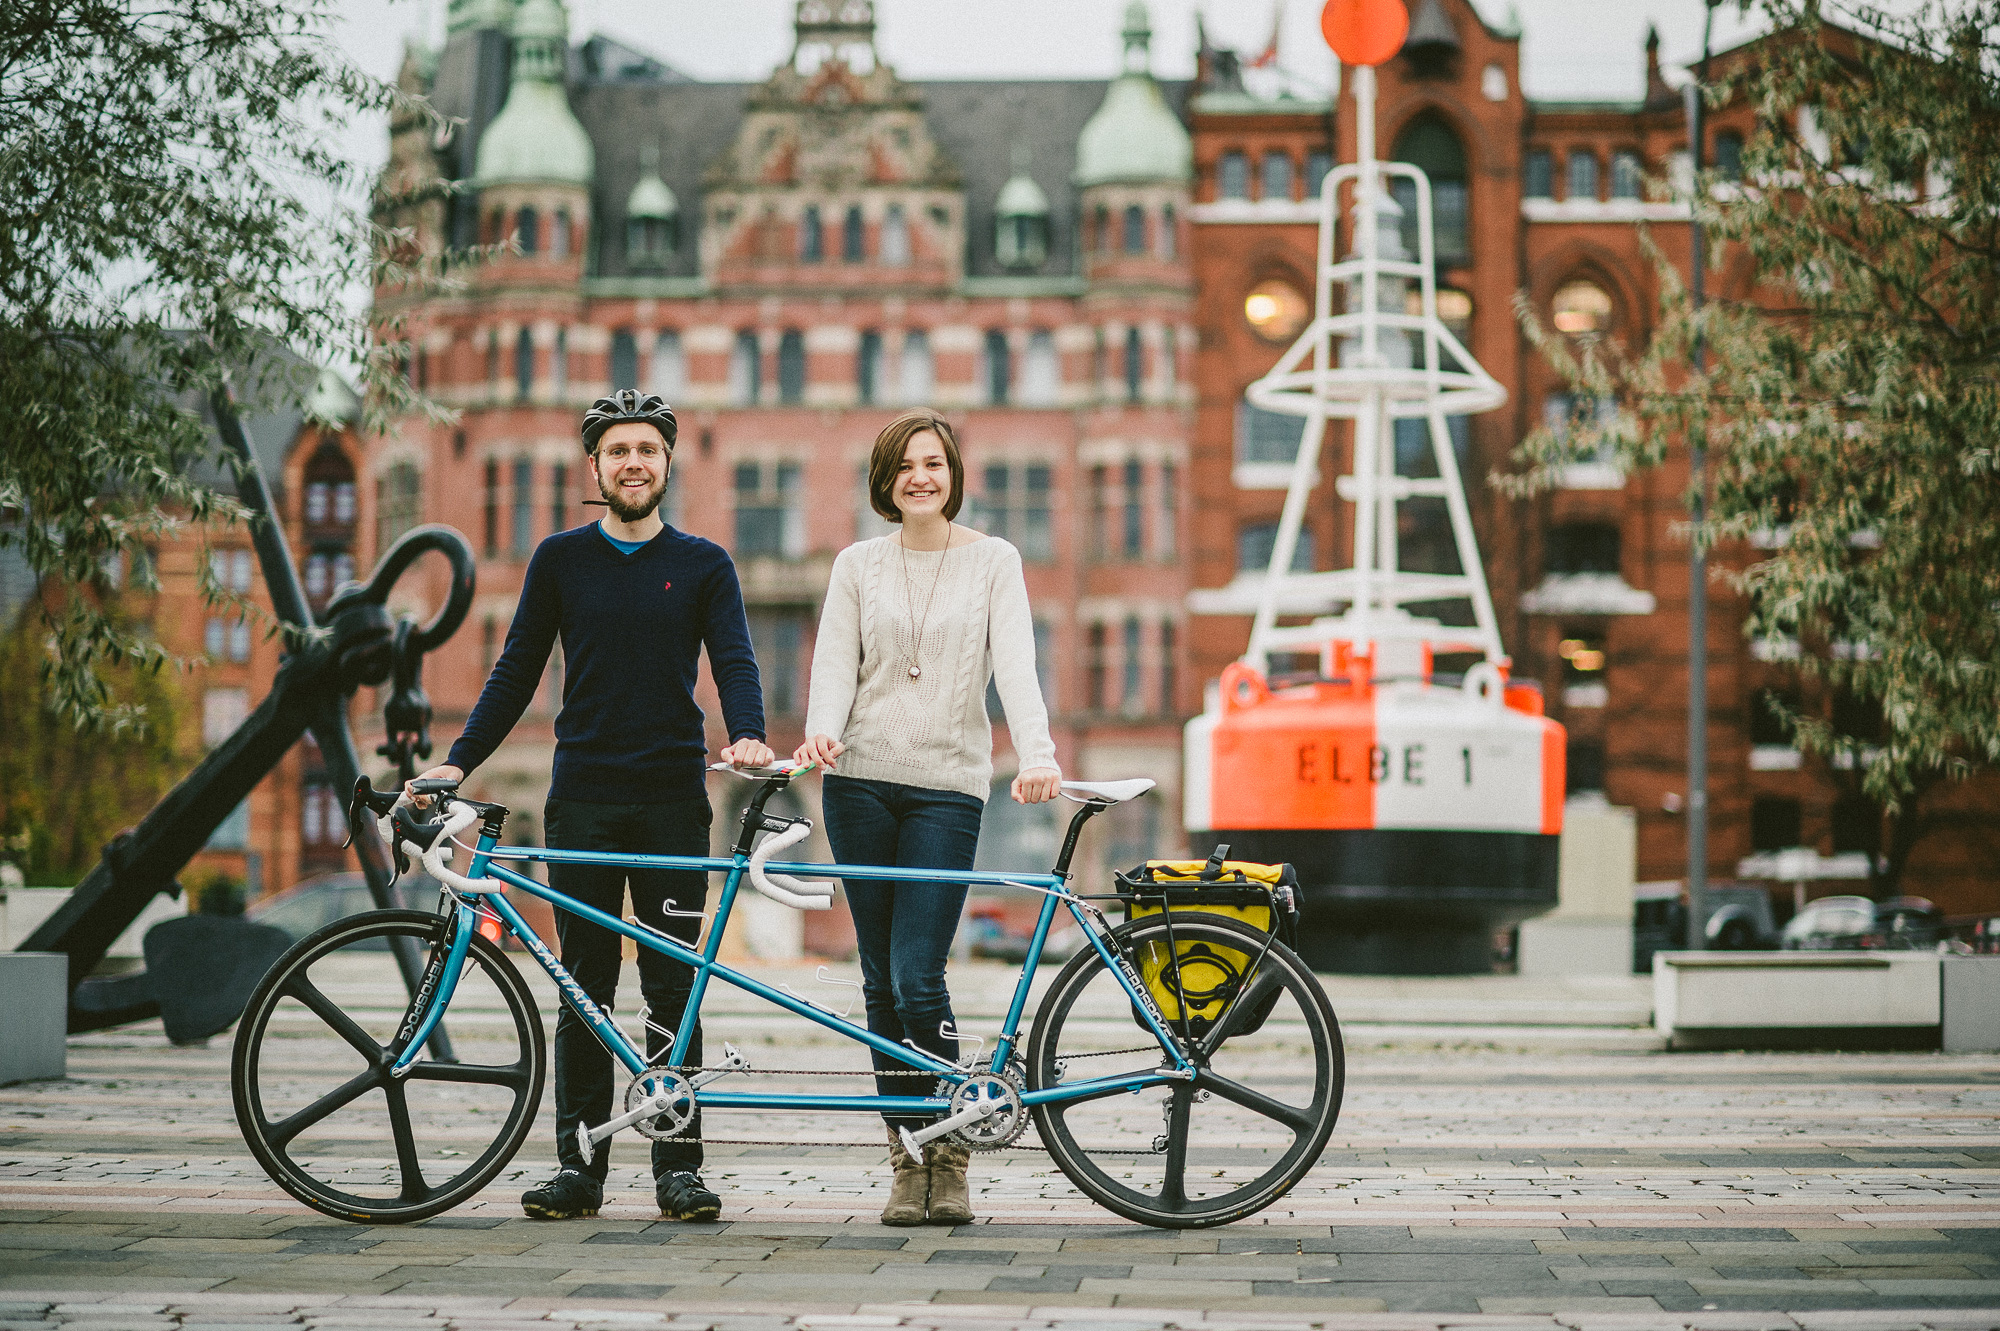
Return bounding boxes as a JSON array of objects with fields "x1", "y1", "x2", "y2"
[{"x1": 1059, "y1": 778, "x2": 1156, "y2": 804}]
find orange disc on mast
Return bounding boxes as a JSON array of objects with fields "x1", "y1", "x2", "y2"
[{"x1": 1320, "y1": 0, "x2": 1410, "y2": 66}]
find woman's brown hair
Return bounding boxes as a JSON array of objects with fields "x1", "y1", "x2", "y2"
[{"x1": 866, "y1": 410, "x2": 964, "y2": 523}]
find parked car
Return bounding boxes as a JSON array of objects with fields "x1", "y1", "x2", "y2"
[
  {"x1": 1701, "y1": 886, "x2": 1781, "y2": 950},
  {"x1": 1780, "y1": 893, "x2": 1946, "y2": 951}
]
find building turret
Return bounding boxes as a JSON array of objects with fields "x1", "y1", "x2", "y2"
[
  {"x1": 1075, "y1": 3, "x2": 1191, "y2": 292},
  {"x1": 994, "y1": 145, "x2": 1050, "y2": 269},
  {"x1": 472, "y1": 0, "x2": 592, "y2": 288}
]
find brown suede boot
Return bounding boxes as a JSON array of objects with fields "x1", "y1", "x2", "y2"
[
  {"x1": 924, "y1": 1134, "x2": 974, "y2": 1226},
  {"x1": 880, "y1": 1125, "x2": 929, "y2": 1227}
]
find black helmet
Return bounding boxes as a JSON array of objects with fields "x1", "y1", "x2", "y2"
[{"x1": 581, "y1": 389, "x2": 677, "y2": 454}]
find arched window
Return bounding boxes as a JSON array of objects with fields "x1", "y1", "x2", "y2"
[
  {"x1": 996, "y1": 212, "x2": 1047, "y2": 268},
  {"x1": 1217, "y1": 150, "x2": 1249, "y2": 201},
  {"x1": 513, "y1": 327, "x2": 534, "y2": 401},
  {"x1": 1123, "y1": 326, "x2": 1143, "y2": 404},
  {"x1": 610, "y1": 329, "x2": 638, "y2": 390},
  {"x1": 551, "y1": 209, "x2": 572, "y2": 257},
  {"x1": 1714, "y1": 130, "x2": 1744, "y2": 181},
  {"x1": 800, "y1": 206, "x2": 823, "y2": 263},
  {"x1": 1159, "y1": 204, "x2": 1176, "y2": 260},
  {"x1": 983, "y1": 329, "x2": 1011, "y2": 406},
  {"x1": 1566, "y1": 150, "x2": 1599, "y2": 202},
  {"x1": 1021, "y1": 328, "x2": 1058, "y2": 406},
  {"x1": 515, "y1": 206, "x2": 539, "y2": 255},
  {"x1": 899, "y1": 329, "x2": 933, "y2": 404},
  {"x1": 777, "y1": 328, "x2": 805, "y2": 404},
  {"x1": 1551, "y1": 279, "x2": 1615, "y2": 335},
  {"x1": 1094, "y1": 204, "x2": 1111, "y2": 253},
  {"x1": 552, "y1": 326, "x2": 569, "y2": 399},
  {"x1": 1390, "y1": 113, "x2": 1469, "y2": 263},
  {"x1": 842, "y1": 205, "x2": 865, "y2": 261},
  {"x1": 1122, "y1": 205, "x2": 1145, "y2": 255},
  {"x1": 303, "y1": 445, "x2": 356, "y2": 533},
  {"x1": 857, "y1": 329, "x2": 882, "y2": 404},
  {"x1": 1261, "y1": 151, "x2": 1293, "y2": 201},
  {"x1": 1611, "y1": 150, "x2": 1644, "y2": 200},
  {"x1": 881, "y1": 204, "x2": 910, "y2": 265},
  {"x1": 729, "y1": 330, "x2": 760, "y2": 405},
  {"x1": 651, "y1": 329, "x2": 686, "y2": 398}
]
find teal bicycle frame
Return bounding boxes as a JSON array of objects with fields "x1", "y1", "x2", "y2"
[{"x1": 385, "y1": 798, "x2": 1192, "y2": 1125}]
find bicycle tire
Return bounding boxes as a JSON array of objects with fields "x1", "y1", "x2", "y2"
[
  {"x1": 231, "y1": 909, "x2": 546, "y2": 1224},
  {"x1": 1025, "y1": 911, "x2": 1342, "y2": 1228}
]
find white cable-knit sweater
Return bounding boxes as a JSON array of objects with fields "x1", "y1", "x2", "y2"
[{"x1": 803, "y1": 535, "x2": 1058, "y2": 800}]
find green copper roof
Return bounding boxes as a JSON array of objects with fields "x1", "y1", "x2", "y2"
[
  {"x1": 1074, "y1": 2, "x2": 1190, "y2": 186},
  {"x1": 473, "y1": 0, "x2": 594, "y2": 187}
]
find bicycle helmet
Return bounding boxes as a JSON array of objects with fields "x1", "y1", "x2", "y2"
[{"x1": 581, "y1": 389, "x2": 677, "y2": 454}]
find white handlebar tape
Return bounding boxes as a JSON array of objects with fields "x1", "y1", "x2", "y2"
[
  {"x1": 415, "y1": 802, "x2": 503, "y2": 896},
  {"x1": 747, "y1": 821, "x2": 837, "y2": 911}
]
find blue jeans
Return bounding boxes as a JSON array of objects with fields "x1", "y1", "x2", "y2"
[{"x1": 820, "y1": 774, "x2": 984, "y2": 1128}]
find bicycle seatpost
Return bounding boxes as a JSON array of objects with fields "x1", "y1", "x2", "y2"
[{"x1": 1051, "y1": 800, "x2": 1111, "y2": 878}]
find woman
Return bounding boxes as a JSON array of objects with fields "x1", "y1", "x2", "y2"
[{"x1": 795, "y1": 409, "x2": 1061, "y2": 1227}]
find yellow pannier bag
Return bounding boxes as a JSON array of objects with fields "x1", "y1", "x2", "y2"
[{"x1": 1114, "y1": 845, "x2": 1301, "y2": 1037}]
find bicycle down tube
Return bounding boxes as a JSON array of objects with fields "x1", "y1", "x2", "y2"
[{"x1": 385, "y1": 832, "x2": 1193, "y2": 1116}]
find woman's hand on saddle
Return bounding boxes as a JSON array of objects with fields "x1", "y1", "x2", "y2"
[
  {"x1": 406, "y1": 764, "x2": 464, "y2": 808},
  {"x1": 793, "y1": 734, "x2": 845, "y2": 773},
  {"x1": 1011, "y1": 766, "x2": 1062, "y2": 805},
  {"x1": 720, "y1": 737, "x2": 776, "y2": 768}
]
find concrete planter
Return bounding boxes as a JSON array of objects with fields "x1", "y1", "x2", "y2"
[
  {"x1": 0, "y1": 952, "x2": 67, "y2": 1085},
  {"x1": 1943, "y1": 955, "x2": 2000, "y2": 1053},
  {"x1": 1654, "y1": 949, "x2": 1941, "y2": 1050}
]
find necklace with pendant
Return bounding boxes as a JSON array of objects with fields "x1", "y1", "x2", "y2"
[{"x1": 899, "y1": 525, "x2": 950, "y2": 680}]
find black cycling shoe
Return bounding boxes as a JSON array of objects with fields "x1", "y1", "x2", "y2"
[
  {"x1": 521, "y1": 1169, "x2": 603, "y2": 1220},
  {"x1": 656, "y1": 1170, "x2": 721, "y2": 1221}
]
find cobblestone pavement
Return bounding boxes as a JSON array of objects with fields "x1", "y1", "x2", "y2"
[{"x1": 2, "y1": 958, "x2": 1997, "y2": 1328}]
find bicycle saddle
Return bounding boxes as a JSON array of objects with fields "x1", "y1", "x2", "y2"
[{"x1": 1060, "y1": 778, "x2": 1155, "y2": 804}]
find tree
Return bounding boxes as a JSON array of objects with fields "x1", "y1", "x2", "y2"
[
  {"x1": 1515, "y1": 0, "x2": 2000, "y2": 884},
  {"x1": 0, "y1": 0, "x2": 446, "y2": 729}
]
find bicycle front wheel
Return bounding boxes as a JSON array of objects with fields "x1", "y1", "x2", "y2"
[
  {"x1": 1026, "y1": 912, "x2": 1343, "y2": 1228},
  {"x1": 231, "y1": 909, "x2": 546, "y2": 1224}
]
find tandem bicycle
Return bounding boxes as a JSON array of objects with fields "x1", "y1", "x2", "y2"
[{"x1": 230, "y1": 764, "x2": 1343, "y2": 1229}]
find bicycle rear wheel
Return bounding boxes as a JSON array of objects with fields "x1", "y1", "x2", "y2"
[
  {"x1": 232, "y1": 909, "x2": 546, "y2": 1224},
  {"x1": 1025, "y1": 912, "x2": 1342, "y2": 1228}
]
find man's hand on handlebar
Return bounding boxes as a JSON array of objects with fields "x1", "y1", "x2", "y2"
[
  {"x1": 719, "y1": 737, "x2": 776, "y2": 769},
  {"x1": 406, "y1": 764, "x2": 464, "y2": 807},
  {"x1": 1011, "y1": 766, "x2": 1062, "y2": 805},
  {"x1": 792, "y1": 734, "x2": 844, "y2": 773}
]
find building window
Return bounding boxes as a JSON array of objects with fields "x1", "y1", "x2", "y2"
[
  {"x1": 899, "y1": 329, "x2": 933, "y2": 404},
  {"x1": 1123, "y1": 326, "x2": 1143, "y2": 404},
  {"x1": 1750, "y1": 796, "x2": 1803, "y2": 852},
  {"x1": 842, "y1": 205, "x2": 865, "y2": 261},
  {"x1": 1548, "y1": 522, "x2": 1620, "y2": 576},
  {"x1": 1714, "y1": 130, "x2": 1744, "y2": 181},
  {"x1": 1566, "y1": 739, "x2": 1606, "y2": 795},
  {"x1": 1238, "y1": 522, "x2": 1314, "y2": 573},
  {"x1": 855, "y1": 462, "x2": 895, "y2": 540},
  {"x1": 1021, "y1": 328, "x2": 1058, "y2": 406},
  {"x1": 552, "y1": 327, "x2": 569, "y2": 399},
  {"x1": 1121, "y1": 458, "x2": 1142, "y2": 559},
  {"x1": 983, "y1": 329, "x2": 1011, "y2": 406},
  {"x1": 1524, "y1": 147, "x2": 1554, "y2": 199},
  {"x1": 1089, "y1": 465, "x2": 1110, "y2": 561},
  {"x1": 514, "y1": 327, "x2": 534, "y2": 401},
  {"x1": 1092, "y1": 204, "x2": 1110, "y2": 252},
  {"x1": 377, "y1": 461, "x2": 421, "y2": 555},
  {"x1": 210, "y1": 548, "x2": 253, "y2": 595},
  {"x1": 1558, "y1": 632, "x2": 1608, "y2": 707},
  {"x1": 777, "y1": 328, "x2": 806, "y2": 405},
  {"x1": 748, "y1": 610, "x2": 807, "y2": 715},
  {"x1": 550, "y1": 462, "x2": 568, "y2": 536},
  {"x1": 301, "y1": 781, "x2": 340, "y2": 849},
  {"x1": 628, "y1": 212, "x2": 677, "y2": 265},
  {"x1": 1567, "y1": 149, "x2": 1600, "y2": 202},
  {"x1": 1121, "y1": 617, "x2": 1143, "y2": 713},
  {"x1": 205, "y1": 616, "x2": 251, "y2": 663},
  {"x1": 510, "y1": 458, "x2": 534, "y2": 559},
  {"x1": 1159, "y1": 203, "x2": 1176, "y2": 260},
  {"x1": 303, "y1": 447, "x2": 356, "y2": 530},
  {"x1": 1832, "y1": 793, "x2": 1881, "y2": 857},
  {"x1": 881, "y1": 204, "x2": 910, "y2": 266},
  {"x1": 1159, "y1": 620, "x2": 1177, "y2": 715},
  {"x1": 1217, "y1": 149, "x2": 1249, "y2": 200},
  {"x1": 202, "y1": 687, "x2": 249, "y2": 748},
  {"x1": 1611, "y1": 149, "x2": 1643, "y2": 200},
  {"x1": 515, "y1": 206, "x2": 539, "y2": 255},
  {"x1": 1306, "y1": 150, "x2": 1332, "y2": 199},
  {"x1": 1122, "y1": 205, "x2": 1145, "y2": 254},
  {"x1": 1551, "y1": 279, "x2": 1615, "y2": 335},
  {"x1": 1261, "y1": 150, "x2": 1293, "y2": 201},
  {"x1": 1157, "y1": 461, "x2": 1178, "y2": 560},
  {"x1": 652, "y1": 329, "x2": 686, "y2": 399},
  {"x1": 1391, "y1": 114, "x2": 1468, "y2": 263},
  {"x1": 734, "y1": 460, "x2": 804, "y2": 558},
  {"x1": 1086, "y1": 622, "x2": 1107, "y2": 711},
  {"x1": 730, "y1": 330, "x2": 761, "y2": 405},
  {"x1": 551, "y1": 209, "x2": 572, "y2": 257},
  {"x1": 483, "y1": 459, "x2": 500, "y2": 557},
  {"x1": 857, "y1": 329, "x2": 882, "y2": 405},
  {"x1": 485, "y1": 330, "x2": 500, "y2": 391},
  {"x1": 610, "y1": 329, "x2": 638, "y2": 389},
  {"x1": 1161, "y1": 325, "x2": 1177, "y2": 392},
  {"x1": 971, "y1": 462, "x2": 1053, "y2": 561},
  {"x1": 997, "y1": 209, "x2": 1048, "y2": 268},
  {"x1": 800, "y1": 205, "x2": 824, "y2": 263},
  {"x1": 1543, "y1": 390, "x2": 1617, "y2": 443}
]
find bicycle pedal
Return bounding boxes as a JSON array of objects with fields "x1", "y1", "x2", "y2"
[{"x1": 576, "y1": 1123, "x2": 602, "y2": 1163}]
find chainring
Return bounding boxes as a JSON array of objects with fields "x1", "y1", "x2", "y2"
[
  {"x1": 625, "y1": 1068, "x2": 696, "y2": 1141},
  {"x1": 948, "y1": 1062, "x2": 1029, "y2": 1151}
]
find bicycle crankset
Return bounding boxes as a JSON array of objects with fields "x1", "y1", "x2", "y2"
[
  {"x1": 625, "y1": 1068, "x2": 697, "y2": 1141},
  {"x1": 948, "y1": 1063, "x2": 1029, "y2": 1151}
]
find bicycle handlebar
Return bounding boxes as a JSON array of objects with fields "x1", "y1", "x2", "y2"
[{"x1": 747, "y1": 820, "x2": 836, "y2": 911}]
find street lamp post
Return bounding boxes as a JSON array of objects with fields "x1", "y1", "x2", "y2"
[{"x1": 1684, "y1": 2, "x2": 1717, "y2": 949}]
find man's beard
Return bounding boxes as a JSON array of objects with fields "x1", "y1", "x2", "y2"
[{"x1": 597, "y1": 468, "x2": 667, "y2": 522}]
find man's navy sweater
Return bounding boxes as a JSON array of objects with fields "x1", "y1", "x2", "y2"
[{"x1": 447, "y1": 523, "x2": 765, "y2": 805}]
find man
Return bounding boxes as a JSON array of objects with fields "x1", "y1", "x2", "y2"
[{"x1": 412, "y1": 389, "x2": 772, "y2": 1222}]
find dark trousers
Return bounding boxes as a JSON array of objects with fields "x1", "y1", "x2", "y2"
[
  {"x1": 545, "y1": 794, "x2": 711, "y2": 1182},
  {"x1": 820, "y1": 774, "x2": 984, "y2": 1129}
]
